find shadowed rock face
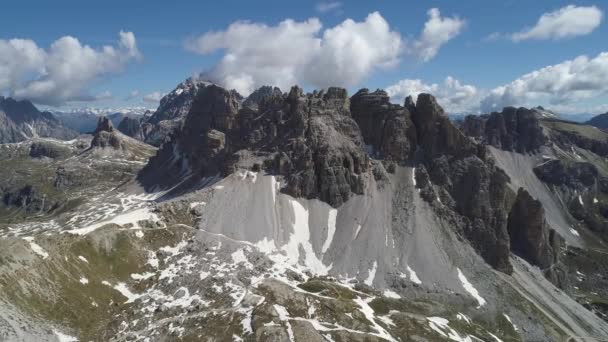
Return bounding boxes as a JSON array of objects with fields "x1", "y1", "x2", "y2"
[
  {"x1": 350, "y1": 89, "x2": 417, "y2": 162},
  {"x1": 508, "y1": 188, "x2": 562, "y2": 270},
  {"x1": 117, "y1": 116, "x2": 144, "y2": 141},
  {"x1": 586, "y1": 112, "x2": 608, "y2": 129},
  {"x1": 461, "y1": 107, "x2": 547, "y2": 153},
  {"x1": 534, "y1": 159, "x2": 599, "y2": 189},
  {"x1": 412, "y1": 93, "x2": 477, "y2": 159}
]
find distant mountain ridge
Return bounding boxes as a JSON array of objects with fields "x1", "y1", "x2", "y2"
[
  {"x1": 585, "y1": 112, "x2": 608, "y2": 129},
  {"x1": 52, "y1": 108, "x2": 151, "y2": 133},
  {"x1": 0, "y1": 97, "x2": 78, "y2": 143}
]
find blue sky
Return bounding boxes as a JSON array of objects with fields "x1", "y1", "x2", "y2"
[{"x1": 1, "y1": 0, "x2": 607, "y2": 114}]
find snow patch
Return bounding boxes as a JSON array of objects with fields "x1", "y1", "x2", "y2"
[
  {"x1": 570, "y1": 228, "x2": 580, "y2": 237},
  {"x1": 189, "y1": 201, "x2": 206, "y2": 209},
  {"x1": 503, "y1": 313, "x2": 517, "y2": 331},
  {"x1": 22, "y1": 237, "x2": 49, "y2": 259},
  {"x1": 273, "y1": 305, "x2": 295, "y2": 342},
  {"x1": 407, "y1": 265, "x2": 422, "y2": 284},
  {"x1": 281, "y1": 199, "x2": 331, "y2": 275},
  {"x1": 322, "y1": 209, "x2": 337, "y2": 254},
  {"x1": 383, "y1": 290, "x2": 401, "y2": 299},
  {"x1": 78, "y1": 255, "x2": 89, "y2": 263},
  {"x1": 488, "y1": 332, "x2": 504, "y2": 342},
  {"x1": 364, "y1": 261, "x2": 378, "y2": 286},
  {"x1": 53, "y1": 330, "x2": 78, "y2": 342},
  {"x1": 457, "y1": 268, "x2": 486, "y2": 307},
  {"x1": 131, "y1": 272, "x2": 155, "y2": 281},
  {"x1": 113, "y1": 282, "x2": 140, "y2": 303},
  {"x1": 79, "y1": 277, "x2": 89, "y2": 285},
  {"x1": 427, "y1": 317, "x2": 471, "y2": 342},
  {"x1": 67, "y1": 208, "x2": 159, "y2": 235},
  {"x1": 354, "y1": 224, "x2": 362, "y2": 239},
  {"x1": 354, "y1": 297, "x2": 397, "y2": 341}
]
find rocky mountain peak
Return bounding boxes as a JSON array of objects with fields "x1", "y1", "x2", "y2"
[
  {"x1": 242, "y1": 85, "x2": 283, "y2": 110},
  {"x1": 90, "y1": 116, "x2": 122, "y2": 149},
  {"x1": 460, "y1": 106, "x2": 547, "y2": 153},
  {"x1": 94, "y1": 116, "x2": 114, "y2": 134},
  {"x1": 0, "y1": 97, "x2": 77, "y2": 143}
]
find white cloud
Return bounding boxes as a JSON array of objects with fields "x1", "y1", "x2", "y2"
[
  {"x1": 480, "y1": 52, "x2": 608, "y2": 112},
  {"x1": 125, "y1": 89, "x2": 140, "y2": 100},
  {"x1": 413, "y1": 8, "x2": 466, "y2": 62},
  {"x1": 304, "y1": 12, "x2": 402, "y2": 89},
  {"x1": 511, "y1": 5, "x2": 602, "y2": 42},
  {"x1": 185, "y1": 12, "x2": 403, "y2": 95},
  {"x1": 386, "y1": 76, "x2": 479, "y2": 113},
  {"x1": 143, "y1": 91, "x2": 164, "y2": 103},
  {"x1": 0, "y1": 31, "x2": 140, "y2": 106},
  {"x1": 316, "y1": 1, "x2": 342, "y2": 14}
]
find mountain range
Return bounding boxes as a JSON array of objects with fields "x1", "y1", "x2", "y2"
[{"x1": 0, "y1": 81, "x2": 608, "y2": 341}]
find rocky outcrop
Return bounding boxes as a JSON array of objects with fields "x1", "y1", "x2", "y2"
[
  {"x1": 350, "y1": 89, "x2": 417, "y2": 162},
  {"x1": 29, "y1": 141, "x2": 70, "y2": 159},
  {"x1": 411, "y1": 94, "x2": 477, "y2": 159},
  {"x1": 461, "y1": 107, "x2": 547, "y2": 153},
  {"x1": 508, "y1": 188, "x2": 563, "y2": 270},
  {"x1": 90, "y1": 117, "x2": 123, "y2": 149},
  {"x1": 141, "y1": 85, "x2": 369, "y2": 207},
  {"x1": 0, "y1": 97, "x2": 77, "y2": 143}
]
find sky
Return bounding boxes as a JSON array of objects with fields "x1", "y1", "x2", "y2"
[{"x1": 1, "y1": 0, "x2": 607, "y2": 115}]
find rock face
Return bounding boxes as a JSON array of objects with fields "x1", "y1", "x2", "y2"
[
  {"x1": 534, "y1": 158, "x2": 608, "y2": 236},
  {"x1": 0, "y1": 97, "x2": 78, "y2": 143},
  {"x1": 533, "y1": 159, "x2": 599, "y2": 189},
  {"x1": 29, "y1": 141, "x2": 70, "y2": 159},
  {"x1": 350, "y1": 89, "x2": 417, "y2": 162},
  {"x1": 142, "y1": 85, "x2": 369, "y2": 207},
  {"x1": 507, "y1": 188, "x2": 562, "y2": 269},
  {"x1": 461, "y1": 107, "x2": 547, "y2": 153},
  {"x1": 407, "y1": 94, "x2": 513, "y2": 273}
]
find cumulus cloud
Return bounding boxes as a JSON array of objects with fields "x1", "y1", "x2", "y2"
[
  {"x1": 413, "y1": 8, "x2": 466, "y2": 62},
  {"x1": 0, "y1": 31, "x2": 141, "y2": 106},
  {"x1": 511, "y1": 5, "x2": 602, "y2": 42},
  {"x1": 480, "y1": 52, "x2": 608, "y2": 112},
  {"x1": 386, "y1": 76, "x2": 479, "y2": 113},
  {"x1": 185, "y1": 12, "x2": 408, "y2": 95},
  {"x1": 304, "y1": 12, "x2": 402, "y2": 89},
  {"x1": 143, "y1": 91, "x2": 164, "y2": 103},
  {"x1": 315, "y1": 1, "x2": 342, "y2": 14}
]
